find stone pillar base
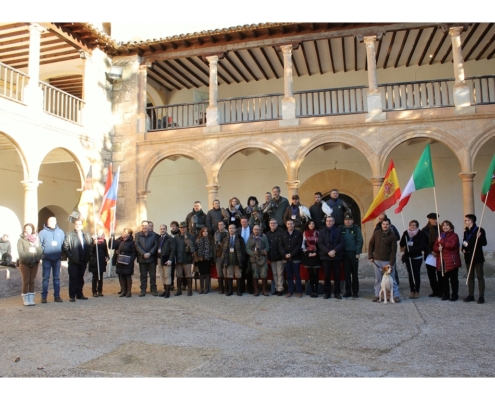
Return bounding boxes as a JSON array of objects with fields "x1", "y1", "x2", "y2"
[
  {"x1": 279, "y1": 118, "x2": 299, "y2": 127},
  {"x1": 365, "y1": 111, "x2": 386, "y2": 122},
  {"x1": 204, "y1": 125, "x2": 221, "y2": 134},
  {"x1": 206, "y1": 106, "x2": 221, "y2": 126},
  {"x1": 453, "y1": 83, "x2": 472, "y2": 108},
  {"x1": 454, "y1": 105, "x2": 476, "y2": 115},
  {"x1": 366, "y1": 91, "x2": 383, "y2": 113},
  {"x1": 281, "y1": 96, "x2": 296, "y2": 120}
]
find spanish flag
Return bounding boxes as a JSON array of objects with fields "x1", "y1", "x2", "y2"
[{"x1": 362, "y1": 160, "x2": 401, "y2": 223}]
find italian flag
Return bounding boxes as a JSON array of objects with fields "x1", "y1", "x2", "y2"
[
  {"x1": 481, "y1": 154, "x2": 495, "y2": 212},
  {"x1": 395, "y1": 144, "x2": 435, "y2": 214}
]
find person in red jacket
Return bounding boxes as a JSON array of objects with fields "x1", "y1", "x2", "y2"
[{"x1": 433, "y1": 220, "x2": 461, "y2": 301}]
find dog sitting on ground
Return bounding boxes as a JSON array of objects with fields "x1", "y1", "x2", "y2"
[{"x1": 379, "y1": 265, "x2": 395, "y2": 304}]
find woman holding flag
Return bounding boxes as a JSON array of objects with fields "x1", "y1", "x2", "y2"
[{"x1": 399, "y1": 220, "x2": 427, "y2": 299}]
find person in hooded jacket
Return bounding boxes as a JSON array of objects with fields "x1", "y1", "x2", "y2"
[
  {"x1": 17, "y1": 223, "x2": 42, "y2": 306},
  {"x1": 88, "y1": 228, "x2": 110, "y2": 297}
]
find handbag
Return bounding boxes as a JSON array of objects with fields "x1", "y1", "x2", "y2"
[{"x1": 117, "y1": 254, "x2": 131, "y2": 265}]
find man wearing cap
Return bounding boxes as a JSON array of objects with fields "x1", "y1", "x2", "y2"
[
  {"x1": 339, "y1": 213, "x2": 363, "y2": 298},
  {"x1": 174, "y1": 221, "x2": 196, "y2": 296},
  {"x1": 421, "y1": 213, "x2": 442, "y2": 298},
  {"x1": 248, "y1": 206, "x2": 265, "y2": 231},
  {"x1": 462, "y1": 214, "x2": 487, "y2": 304},
  {"x1": 283, "y1": 194, "x2": 306, "y2": 231},
  {"x1": 135, "y1": 220, "x2": 159, "y2": 297}
]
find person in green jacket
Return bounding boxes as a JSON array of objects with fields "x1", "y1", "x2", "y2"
[{"x1": 339, "y1": 213, "x2": 363, "y2": 298}]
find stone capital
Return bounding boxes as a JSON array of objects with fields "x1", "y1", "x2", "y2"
[
  {"x1": 285, "y1": 180, "x2": 301, "y2": 190},
  {"x1": 205, "y1": 184, "x2": 221, "y2": 191},
  {"x1": 459, "y1": 172, "x2": 476, "y2": 182},
  {"x1": 21, "y1": 180, "x2": 42, "y2": 191},
  {"x1": 28, "y1": 23, "x2": 46, "y2": 34},
  {"x1": 137, "y1": 190, "x2": 150, "y2": 199},
  {"x1": 370, "y1": 176, "x2": 385, "y2": 186},
  {"x1": 206, "y1": 55, "x2": 219, "y2": 65}
]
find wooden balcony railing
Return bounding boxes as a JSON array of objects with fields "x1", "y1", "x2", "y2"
[
  {"x1": 146, "y1": 75, "x2": 495, "y2": 131},
  {"x1": 0, "y1": 61, "x2": 29, "y2": 103},
  {"x1": 39, "y1": 81, "x2": 84, "y2": 124}
]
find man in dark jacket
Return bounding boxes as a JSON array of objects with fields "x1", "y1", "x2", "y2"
[
  {"x1": 326, "y1": 189, "x2": 350, "y2": 227},
  {"x1": 206, "y1": 199, "x2": 226, "y2": 234},
  {"x1": 319, "y1": 216, "x2": 344, "y2": 299},
  {"x1": 39, "y1": 217, "x2": 65, "y2": 303},
  {"x1": 283, "y1": 194, "x2": 306, "y2": 231},
  {"x1": 63, "y1": 219, "x2": 91, "y2": 302},
  {"x1": 174, "y1": 221, "x2": 196, "y2": 296},
  {"x1": 186, "y1": 201, "x2": 207, "y2": 237},
  {"x1": 309, "y1": 192, "x2": 326, "y2": 230},
  {"x1": 279, "y1": 219, "x2": 303, "y2": 297},
  {"x1": 462, "y1": 214, "x2": 487, "y2": 304},
  {"x1": 373, "y1": 212, "x2": 400, "y2": 285},
  {"x1": 214, "y1": 220, "x2": 229, "y2": 294},
  {"x1": 421, "y1": 212, "x2": 441, "y2": 297},
  {"x1": 237, "y1": 216, "x2": 253, "y2": 294},
  {"x1": 221, "y1": 224, "x2": 244, "y2": 296},
  {"x1": 268, "y1": 186, "x2": 289, "y2": 228},
  {"x1": 368, "y1": 218, "x2": 400, "y2": 303},
  {"x1": 135, "y1": 220, "x2": 158, "y2": 297},
  {"x1": 339, "y1": 214, "x2": 363, "y2": 298},
  {"x1": 157, "y1": 224, "x2": 176, "y2": 298},
  {"x1": 266, "y1": 218, "x2": 284, "y2": 296}
]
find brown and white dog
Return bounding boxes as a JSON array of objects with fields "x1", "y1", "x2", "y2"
[{"x1": 379, "y1": 265, "x2": 395, "y2": 304}]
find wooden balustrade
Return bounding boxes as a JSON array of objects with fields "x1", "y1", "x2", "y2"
[
  {"x1": 0, "y1": 61, "x2": 29, "y2": 103},
  {"x1": 39, "y1": 81, "x2": 84, "y2": 124}
]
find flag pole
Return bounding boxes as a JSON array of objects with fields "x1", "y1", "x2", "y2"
[
  {"x1": 90, "y1": 164, "x2": 101, "y2": 282},
  {"x1": 432, "y1": 187, "x2": 445, "y2": 276},
  {"x1": 400, "y1": 211, "x2": 415, "y2": 287},
  {"x1": 108, "y1": 166, "x2": 120, "y2": 278},
  {"x1": 465, "y1": 191, "x2": 489, "y2": 285}
]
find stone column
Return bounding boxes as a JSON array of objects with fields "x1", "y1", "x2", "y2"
[
  {"x1": 370, "y1": 177, "x2": 384, "y2": 198},
  {"x1": 459, "y1": 172, "x2": 476, "y2": 215},
  {"x1": 137, "y1": 63, "x2": 148, "y2": 134},
  {"x1": 22, "y1": 180, "x2": 41, "y2": 226},
  {"x1": 137, "y1": 190, "x2": 150, "y2": 224},
  {"x1": 206, "y1": 184, "x2": 221, "y2": 207},
  {"x1": 279, "y1": 45, "x2": 299, "y2": 127},
  {"x1": 285, "y1": 180, "x2": 300, "y2": 199},
  {"x1": 206, "y1": 56, "x2": 221, "y2": 130},
  {"x1": 24, "y1": 23, "x2": 45, "y2": 109},
  {"x1": 364, "y1": 36, "x2": 385, "y2": 121},
  {"x1": 449, "y1": 27, "x2": 473, "y2": 111}
]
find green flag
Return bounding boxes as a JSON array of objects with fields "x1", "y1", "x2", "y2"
[{"x1": 481, "y1": 154, "x2": 495, "y2": 211}]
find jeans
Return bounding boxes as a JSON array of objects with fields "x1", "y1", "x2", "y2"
[
  {"x1": 343, "y1": 253, "x2": 359, "y2": 295},
  {"x1": 42, "y1": 258, "x2": 61, "y2": 299},
  {"x1": 373, "y1": 260, "x2": 400, "y2": 297},
  {"x1": 323, "y1": 260, "x2": 341, "y2": 295},
  {"x1": 285, "y1": 259, "x2": 302, "y2": 294}
]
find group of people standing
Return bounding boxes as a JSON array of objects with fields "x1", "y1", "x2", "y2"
[{"x1": 13, "y1": 187, "x2": 488, "y2": 306}]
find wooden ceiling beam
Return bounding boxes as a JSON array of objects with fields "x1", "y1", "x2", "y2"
[
  {"x1": 39, "y1": 23, "x2": 92, "y2": 54},
  {"x1": 147, "y1": 73, "x2": 172, "y2": 91},
  {"x1": 429, "y1": 30, "x2": 448, "y2": 65},
  {"x1": 247, "y1": 48, "x2": 269, "y2": 80},
  {"x1": 291, "y1": 54, "x2": 300, "y2": 77},
  {"x1": 314, "y1": 40, "x2": 323, "y2": 74},
  {"x1": 0, "y1": 30, "x2": 28, "y2": 40},
  {"x1": 487, "y1": 46, "x2": 495, "y2": 59},
  {"x1": 475, "y1": 32, "x2": 495, "y2": 60},
  {"x1": 164, "y1": 60, "x2": 200, "y2": 88},
  {"x1": 394, "y1": 29, "x2": 409, "y2": 68},
  {"x1": 272, "y1": 46, "x2": 284, "y2": 68},
  {"x1": 233, "y1": 50, "x2": 258, "y2": 81},
  {"x1": 375, "y1": 36, "x2": 382, "y2": 65},
  {"x1": 342, "y1": 37, "x2": 347, "y2": 72},
  {"x1": 383, "y1": 31, "x2": 396, "y2": 69},
  {"x1": 2, "y1": 49, "x2": 77, "y2": 65},
  {"x1": 465, "y1": 23, "x2": 493, "y2": 61},
  {"x1": 300, "y1": 42, "x2": 311, "y2": 76},
  {"x1": 259, "y1": 47, "x2": 279, "y2": 79},
  {"x1": 418, "y1": 26, "x2": 437, "y2": 66},
  {"x1": 224, "y1": 52, "x2": 250, "y2": 82},
  {"x1": 203, "y1": 56, "x2": 238, "y2": 83},
  {"x1": 154, "y1": 61, "x2": 191, "y2": 89},
  {"x1": 188, "y1": 56, "x2": 229, "y2": 85},
  {"x1": 462, "y1": 23, "x2": 480, "y2": 49},
  {"x1": 148, "y1": 65, "x2": 180, "y2": 90},
  {"x1": 174, "y1": 58, "x2": 209, "y2": 86},
  {"x1": 0, "y1": 22, "x2": 28, "y2": 31},
  {"x1": 354, "y1": 36, "x2": 358, "y2": 71},
  {"x1": 148, "y1": 45, "x2": 156, "y2": 53},
  {"x1": 327, "y1": 38, "x2": 335, "y2": 73},
  {"x1": 440, "y1": 44, "x2": 452, "y2": 63}
]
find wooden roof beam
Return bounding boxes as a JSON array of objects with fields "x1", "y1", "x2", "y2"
[
  {"x1": 149, "y1": 65, "x2": 180, "y2": 90},
  {"x1": 153, "y1": 62, "x2": 190, "y2": 89},
  {"x1": 418, "y1": 26, "x2": 437, "y2": 66},
  {"x1": 39, "y1": 22, "x2": 92, "y2": 54},
  {"x1": 314, "y1": 40, "x2": 323, "y2": 74},
  {"x1": 259, "y1": 47, "x2": 279, "y2": 79},
  {"x1": 475, "y1": 32, "x2": 495, "y2": 60},
  {"x1": 272, "y1": 46, "x2": 284, "y2": 68},
  {"x1": 147, "y1": 73, "x2": 172, "y2": 91},
  {"x1": 188, "y1": 56, "x2": 230, "y2": 84},
  {"x1": 429, "y1": 30, "x2": 448, "y2": 65},
  {"x1": 164, "y1": 60, "x2": 200, "y2": 88},
  {"x1": 328, "y1": 38, "x2": 335, "y2": 73},
  {"x1": 354, "y1": 36, "x2": 358, "y2": 71},
  {"x1": 291, "y1": 54, "x2": 300, "y2": 77},
  {"x1": 224, "y1": 52, "x2": 250, "y2": 82},
  {"x1": 202, "y1": 56, "x2": 238, "y2": 83},
  {"x1": 300, "y1": 42, "x2": 311, "y2": 76},
  {"x1": 383, "y1": 31, "x2": 396, "y2": 69},
  {"x1": 233, "y1": 50, "x2": 258, "y2": 81},
  {"x1": 247, "y1": 49, "x2": 269, "y2": 80},
  {"x1": 174, "y1": 58, "x2": 209, "y2": 86},
  {"x1": 394, "y1": 29, "x2": 409, "y2": 68},
  {"x1": 342, "y1": 37, "x2": 347, "y2": 73},
  {"x1": 465, "y1": 23, "x2": 493, "y2": 61}
]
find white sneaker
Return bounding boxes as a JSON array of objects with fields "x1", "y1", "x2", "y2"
[
  {"x1": 28, "y1": 293, "x2": 36, "y2": 306},
  {"x1": 21, "y1": 293, "x2": 30, "y2": 306}
]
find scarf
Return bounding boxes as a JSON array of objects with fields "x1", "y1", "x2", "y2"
[
  {"x1": 304, "y1": 229, "x2": 318, "y2": 252},
  {"x1": 97, "y1": 234, "x2": 105, "y2": 245},
  {"x1": 407, "y1": 228, "x2": 420, "y2": 239},
  {"x1": 24, "y1": 232, "x2": 39, "y2": 246},
  {"x1": 197, "y1": 236, "x2": 210, "y2": 260}
]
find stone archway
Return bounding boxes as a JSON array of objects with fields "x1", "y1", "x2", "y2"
[{"x1": 298, "y1": 169, "x2": 374, "y2": 249}]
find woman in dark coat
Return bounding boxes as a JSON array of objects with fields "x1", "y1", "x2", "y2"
[
  {"x1": 17, "y1": 223, "x2": 42, "y2": 306},
  {"x1": 115, "y1": 228, "x2": 137, "y2": 297},
  {"x1": 196, "y1": 227, "x2": 215, "y2": 294},
  {"x1": 400, "y1": 220, "x2": 427, "y2": 299},
  {"x1": 302, "y1": 220, "x2": 320, "y2": 298},
  {"x1": 89, "y1": 229, "x2": 110, "y2": 297},
  {"x1": 433, "y1": 220, "x2": 461, "y2": 301}
]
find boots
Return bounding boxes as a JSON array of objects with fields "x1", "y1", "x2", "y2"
[
  {"x1": 126, "y1": 276, "x2": 132, "y2": 297},
  {"x1": 164, "y1": 285, "x2": 170, "y2": 298},
  {"x1": 21, "y1": 293, "x2": 30, "y2": 306},
  {"x1": 236, "y1": 279, "x2": 242, "y2": 296},
  {"x1": 187, "y1": 278, "x2": 193, "y2": 296},
  {"x1": 204, "y1": 274, "x2": 210, "y2": 294},
  {"x1": 218, "y1": 278, "x2": 225, "y2": 294},
  {"x1": 225, "y1": 279, "x2": 232, "y2": 296},
  {"x1": 262, "y1": 279, "x2": 269, "y2": 296},
  {"x1": 159, "y1": 285, "x2": 167, "y2": 297},
  {"x1": 175, "y1": 278, "x2": 183, "y2": 296},
  {"x1": 253, "y1": 278, "x2": 259, "y2": 296},
  {"x1": 119, "y1": 276, "x2": 127, "y2": 297},
  {"x1": 199, "y1": 274, "x2": 205, "y2": 294}
]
